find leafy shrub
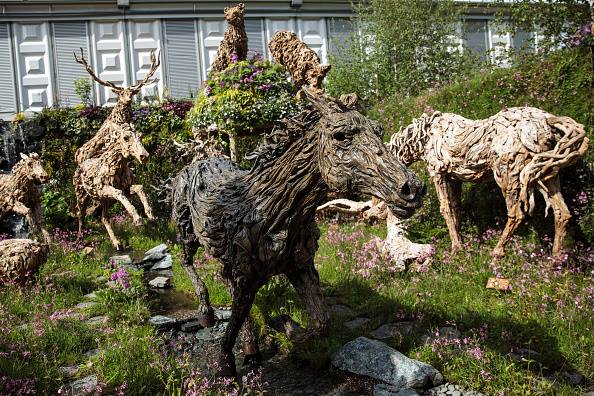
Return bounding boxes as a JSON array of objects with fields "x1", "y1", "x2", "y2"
[
  {"x1": 73, "y1": 77, "x2": 93, "y2": 106},
  {"x1": 187, "y1": 55, "x2": 299, "y2": 137}
]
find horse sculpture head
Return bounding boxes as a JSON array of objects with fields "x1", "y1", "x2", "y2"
[
  {"x1": 17, "y1": 153, "x2": 47, "y2": 184},
  {"x1": 304, "y1": 88, "x2": 425, "y2": 218},
  {"x1": 117, "y1": 128, "x2": 149, "y2": 164}
]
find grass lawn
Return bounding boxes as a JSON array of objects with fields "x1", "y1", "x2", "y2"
[{"x1": 0, "y1": 215, "x2": 592, "y2": 395}]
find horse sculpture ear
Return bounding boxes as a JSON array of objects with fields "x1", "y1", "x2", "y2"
[{"x1": 301, "y1": 86, "x2": 341, "y2": 115}]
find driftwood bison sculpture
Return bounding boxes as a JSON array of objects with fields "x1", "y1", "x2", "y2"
[
  {"x1": 172, "y1": 87, "x2": 424, "y2": 377},
  {"x1": 0, "y1": 153, "x2": 49, "y2": 242},
  {"x1": 389, "y1": 107, "x2": 588, "y2": 258},
  {"x1": 0, "y1": 238, "x2": 48, "y2": 285}
]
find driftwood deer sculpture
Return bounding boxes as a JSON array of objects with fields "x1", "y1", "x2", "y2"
[
  {"x1": 172, "y1": 87, "x2": 425, "y2": 377},
  {"x1": 389, "y1": 107, "x2": 589, "y2": 258},
  {"x1": 0, "y1": 153, "x2": 49, "y2": 242},
  {"x1": 73, "y1": 48, "x2": 160, "y2": 164}
]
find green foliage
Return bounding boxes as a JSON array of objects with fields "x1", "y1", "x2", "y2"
[
  {"x1": 187, "y1": 56, "x2": 299, "y2": 136},
  {"x1": 326, "y1": 0, "x2": 478, "y2": 100},
  {"x1": 73, "y1": 77, "x2": 93, "y2": 106}
]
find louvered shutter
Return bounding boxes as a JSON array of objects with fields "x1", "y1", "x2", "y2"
[
  {"x1": 165, "y1": 20, "x2": 201, "y2": 99},
  {"x1": 53, "y1": 22, "x2": 90, "y2": 106},
  {"x1": 0, "y1": 24, "x2": 18, "y2": 116},
  {"x1": 245, "y1": 18, "x2": 265, "y2": 59},
  {"x1": 327, "y1": 18, "x2": 354, "y2": 58}
]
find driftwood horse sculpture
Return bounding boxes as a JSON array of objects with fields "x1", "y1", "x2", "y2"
[
  {"x1": 73, "y1": 125, "x2": 152, "y2": 250},
  {"x1": 389, "y1": 107, "x2": 588, "y2": 258},
  {"x1": 172, "y1": 88, "x2": 425, "y2": 377},
  {"x1": 0, "y1": 153, "x2": 49, "y2": 242}
]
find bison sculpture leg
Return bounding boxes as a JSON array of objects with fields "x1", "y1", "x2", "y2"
[
  {"x1": 286, "y1": 262, "x2": 329, "y2": 336},
  {"x1": 538, "y1": 176, "x2": 571, "y2": 257},
  {"x1": 492, "y1": 188, "x2": 525, "y2": 259},
  {"x1": 432, "y1": 174, "x2": 463, "y2": 253}
]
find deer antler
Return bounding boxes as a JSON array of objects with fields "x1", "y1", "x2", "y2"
[
  {"x1": 130, "y1": 50, "x2": 161, "y2": 92},
  {"x1": 73, "y1": 48, "x2": 121, "y2": 91}
]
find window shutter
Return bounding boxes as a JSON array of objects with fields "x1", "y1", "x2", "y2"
[
  {"x1": 245, "y1": 18, "x2": 265, "y2": 58},
  {"x1": 53, "y1": 22, "x2": 90, "y2": 106},
  {"x1": 165, "y1": 20, "x2": 201, "y2": 99},
  {"x1": 327, "y1": 18, "x2": 353, "y2": 57},
  {"x1": 0, "y1": 24, "x2": 18, "y2": 116}
]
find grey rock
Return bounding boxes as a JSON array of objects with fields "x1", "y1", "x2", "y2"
[
  {"x1": 451, "y1": 391, "x2": 461, "y2": 396},
  {"x1": 373, "y1": 384, "x2": 419, "y2": 396},
  {"x1": 83, "y1": 349, "x2": 101, "y2": 359},
  {"x1": 563, "y1": 371, "x2": 585, "y2": 385},
  {"x1": 85, "y1": 316, "x2": 108, "y2": 326},
  {"x1": 214, "y1": 308, "x2": 232, "y2": 321},
  {"x1": 149, "y1": 315, "x2": 176, "y2": 330},
  {"x1": 110, "y1": 255, "x2": 132, "y2": 265},
  {"x1": 150, "y1": 254, "x2": 173, "y2": 270},
  {"x1": 83, "y1": 292, "x2": 97, "y2": 300},
  {"x1": 195, "y1": 321, "x2": 228, "y2": 341},
  {"x1": 371, "y1": 322, "x2": 415, "y2": 340},
  {"x1": 425, "y1": 384, "x2": 486, "y2": 396},
  {"x1": 510, "y1": 348, "x2": 541, "y2": 363},
  {"x1": 95, "y1": 276, "x2": 107, "y2": 283},
  {"x1": 344, "y1": 317, "x2": 371, "y2": 330},
  {"x1": 148, "y1": 276, "x2": 171, "y2": 288},
  {"x1": 181, "y1": 320, "x2": 202, "y2": 333},
  {"x1": 332, "y1": 337, "x2": 443, "y2": 390},
  {"x1": 74, "y1": 301, "x2": 97, "y2": 310},
  {"x1": 329, "y1": 304, "x2": 355, "y2": 318},
  {"x1": 58, "y1": 365, "x2": 79, "y2": 379},
  {"x1": 66, "y1": 374, "x2": 98, "y2": 395},
  {"x1": 143, "y1": 244, "x2": 168, "y2": 262}
]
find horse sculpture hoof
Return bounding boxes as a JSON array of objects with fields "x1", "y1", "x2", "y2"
[{"x1": 133, "y1": 218, "x2": 144, "y2": 227}]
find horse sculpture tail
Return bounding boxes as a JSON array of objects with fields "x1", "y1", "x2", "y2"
[{"x1": 519, "y1": 116, "x2": 589, "y2": 215}]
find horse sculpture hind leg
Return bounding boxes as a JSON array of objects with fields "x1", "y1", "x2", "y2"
[
  {"x1": 100, "y1": 200, "x2": 122, "y2": 250},
  {"x1": 130, "y1": 184, "x2": 155, "y2": 221}
]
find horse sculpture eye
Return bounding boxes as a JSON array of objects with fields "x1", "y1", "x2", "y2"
[{"x1": 333, "y1": 131, "x2": 347, "y2": 141}]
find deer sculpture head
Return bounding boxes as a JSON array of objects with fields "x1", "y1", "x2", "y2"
[
  {"x1": 74, "y1": 48, "x2": 160, "y2": 108},
  {"x1": 16, "y1": 153, "x2": 47, "y2": 184},
  {"x1": 304, "y1": 88, "x2": 425, "y2": 218}
]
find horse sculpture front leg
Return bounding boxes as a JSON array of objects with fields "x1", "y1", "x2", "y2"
[{"x1": 101, "y1": 185, "x2": 143, "y2": 226}]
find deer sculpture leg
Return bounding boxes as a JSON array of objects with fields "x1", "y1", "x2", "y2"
[
  {"x1": 432, "y1": 174, "x2": 463, "y2": 253},
  {"x1": 100, "y1": 200, "x2": 122, "y2": 250},
  {"x1": 538, "y1": 176, "x2": 571, "y2": 257},
  {"x1": 101, "y1": 186, "x2": 143, "y2": 226},
  {"x1": 492, "y1": 189, "x2": 525, "y2": 259},
  {"x1": 286, "y1": 261, "x2": 329, "y2": 337},
  {"x1": 130, "y1": 184, "x2": 155, "y2": 221},
  {"x1": 218, "y1": 275, "x2": 258, "y2": 378},
  {"x1": 74, "y1": 183, "x2": 89, "y2": 239}
]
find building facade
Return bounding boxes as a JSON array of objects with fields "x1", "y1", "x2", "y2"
[{"x1": 0, "y1": 0, "x2": 536, "y2": 119}]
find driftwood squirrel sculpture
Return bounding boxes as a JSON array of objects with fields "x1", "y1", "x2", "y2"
[
  {"x1": 268, "y1": 31, "x2": 331, "y2": 92},
  {"x1": 389, "y1": 107, "x2": 588, "y2": 259},
  {"x1": 210, "y1": 3, "x2": 248, "y2": 74},
  {"x1": 0, "y1": 153, "x2": 50, "y2": 242}
]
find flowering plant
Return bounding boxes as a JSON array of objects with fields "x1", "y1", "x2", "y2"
[{"x1": 187, "y1": 53, "x2": 299, "y2": 137}]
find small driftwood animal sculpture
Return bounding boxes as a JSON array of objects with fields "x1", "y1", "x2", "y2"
[
  {"x1": 73, "y1": 48, "x2": 160, "y2": 164},
  {"x1": 317, "y1": 197, "x2": 434, "y2": 271},
  {"x1": 0, "y1": 153, "x2": 49, "y2": 242},
  {"x1": 389, "y1": 107, "x2": 589, "y2": 258},
  {"x1": 210, "y1": 3, "x2": 248, "y2": 74},
  {"x1": 73, "y1": 125, "x2": 153, "y2": 250},
  {"x1": 268, "y1": 31, "x2": 331, "y2": 91},
  {"x1": 172, "y1": 87, "x2": 424, "y2": 377},
  {"x1": 0, "y1": 238, "x2": 48, "y2": 284}
]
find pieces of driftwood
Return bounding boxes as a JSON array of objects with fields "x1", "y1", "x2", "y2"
[
  {"x1": 171, "y1": 87, "x2": 424, "y2": 377},
  {"x1": 317, "y1": 197, "x2": 434, "y2": 271},
  {"x1": 73, "y1": 48, "x2": 160, "y2": 164},
  {"x1": 268, "y1": 31, "x2": 331, "y2": 92},
  {"x1": 73, "y1": 124, "x2": 154, "y2": 250},
  {"x1": 210, "y1": 3, "x2": 248, "y2": 74},
  {"x1": 0, "y1": 238, "x2": 48, "y2": 284},
  {"x1": 389, "y1": 107, "x2": 589, "y2": 258},
  {"x1": 0, "y1": 153, "x2": 49, "y2": 242}
]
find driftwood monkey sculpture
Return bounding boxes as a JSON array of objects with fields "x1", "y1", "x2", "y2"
[
  {"x1": 172, "y1": 87, "x2": 425, "y2": 377},
  {"x1": 210, "y1": 3, "x2": 248, "y2": 74},
  {"x1": 389, "y1": 107, "x2": 588, "y2": 258},
  {"x1": 0, "y1": 153, "x2": 50, "y2": 242},
  {"x1": 72, "y1": 49, "x2": 159, "y2": 249}
]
